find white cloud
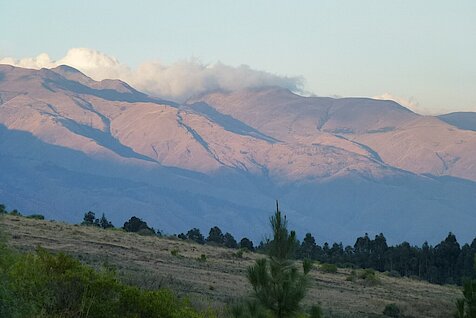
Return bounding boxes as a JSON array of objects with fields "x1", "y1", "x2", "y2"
[
  {"x1": 374, "y1": 93, "x2": 476, "y2": 115},
  {"x1": 0, "y1": 48, "x2": 303, "y2": 102},
  {"x1": 373, "y1": 93, "x2": 430, "y2": 114}
]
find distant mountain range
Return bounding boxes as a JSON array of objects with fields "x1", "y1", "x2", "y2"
[{"x1": 1, "y1": 64, "x2": 475, "y2": 244}]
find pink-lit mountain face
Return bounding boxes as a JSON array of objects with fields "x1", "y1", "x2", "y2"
[{"x1": 1, "y1": 64, "x2": 475, "y2": 244}]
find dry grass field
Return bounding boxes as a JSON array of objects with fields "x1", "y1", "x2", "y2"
[{"x1": 1, "y1": 215, "x2": 461, "y2": 317}]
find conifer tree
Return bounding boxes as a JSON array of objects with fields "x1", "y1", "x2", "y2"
[
  {"x1": 207, "y1": 226, "x2": 224, "y2": 245},
  {"x1": 99, "y1": 213, "x2": 114, "y2": 229},
  {"x1": 455, "y1": 255, "x2": 476, "y2": 318},
  {"x1": 301, "y1": 233, "x2": 317, "y2": 259},
  {"x1": 186, "y1": 228, "x2": 205, "y2": 244},
  {"x1": 224, "y1": 232, "x2": 238, "y2": 248},
  {"x1": 81, "y1": 211, "x2": 97, "y2": 226},
  {"x1": 241, "y1": 201, "x2": 318, "y2": 318},
  {"x1": 239, "y1": 238, "x2": 255, "y2": 251}
]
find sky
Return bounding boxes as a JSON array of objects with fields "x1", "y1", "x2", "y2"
[{"x1": 1, "y1": 0, "x2": 475, "y2": 114}]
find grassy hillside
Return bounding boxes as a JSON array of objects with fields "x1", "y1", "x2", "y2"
[{"x1": 0, "y1": 214, "x2": 461, "y2": 317}]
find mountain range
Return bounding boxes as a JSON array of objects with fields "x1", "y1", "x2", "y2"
[{"x1": 1, "y1": 64, "x2": 475, "y2": 244}]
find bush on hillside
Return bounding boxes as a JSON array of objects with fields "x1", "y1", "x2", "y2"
[
  {"x1": 383, "y1": 303, "x2": 401, "y2": 317},
  {"x1": 359, "y1": 268, "x2": 380, "y2": 286},
  {"x1": 9, "y1": 209, "x2": 21, "y2": 216},
  {"x1": 239, "y1": 237, "x2": 254, "y2": 251},
  {"x1": 136, "y1": 228, "x2": 156, "y2": 236},
  {"x1": 186, "y1": 228, "x2": 205, "y2": 244},
  {"x1": 26, "y1": 214, "x2": 45, "y2": 220},
  {"x1": 123, "y1": 216, "x2": 151, "y2": 233},
  {"x1": 0, "y1": 245, "x2": 214, "y2": 318},
  {"x1": 320, "y1": 263, "x2": 338, "y2": 273}
]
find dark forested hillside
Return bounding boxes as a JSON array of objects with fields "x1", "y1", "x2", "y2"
[{"x1": 287, "y1": 232, "x2": 476, "y2": 285}]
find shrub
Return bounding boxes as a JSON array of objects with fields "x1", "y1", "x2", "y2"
[
  {"x1": 137, "y1": 228, "x2": 156, "y2": 236},
  {"x1": 320, "y1": 263, "x2": 338, "y2": 273},
  {"x1": 9, "y1": 210, "x2": 21, "y2": 216},
  {"x1": 309, "y1": 305, "x2": 324, "y2": 318},
  {"x1": 6, "y1": 247, "x2": 121, "y2": 317},
  {"x1": 197, "y1": 254, "x2": 207, "y2": 262},
  {"x1": 118, "y1": 286, "x2": 210, "y2": 318},
  {"x1": 359, "y1": 269, "x2": 380, "y2": 286},
  {"x1": 383, "y1": 303, "x2": 401, "y2": 317},
  {"x1": 346, "y1": 270, "x2": 357, "y2": 282},
  {"x1": 386, "y1": 270, "x2": 401, "y2": 278},
  {"x1": 233, "y1": 249, "x2": 244, "y2": 258},
  {"x1": 0, "y1": 246, "x2": 213, "y2": 318},
  {"x1": 123, "y1": 216, "x2": 151, "y2": 233},
  {"x1": 358, "y1": 268, "x2": 375, "y2": 279},
  {"x1": 239, "y1": 237, "x2": 254, "y2": 251},
  {"x1": 171, "y1": 249, "x2": 180, "y2": 257},
  {"x1": 26, "y1": 214, "x2": 45, "y2": 220}
]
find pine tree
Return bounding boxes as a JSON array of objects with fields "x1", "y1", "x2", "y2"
[
  {"x1": 239, "y1": 237, "x2": 254, "y2": 251},
  {"x1": 99, "y1": 213, "x2": 114, "y2": 229},
  {"x1": 186, "y1": 228, "x2": 205, "y2": 244},
  {"x1": 243, "y1": 201, "x2": 317, "y2": 318},
  {"x1": 301, "y1": 233, "x2": 317, "y2": 260},
  {"x1": 123, "y1": 216, "x2": 149, "y2": 233},
  {"x1": 224, "y1": 232, "x2": 238, "y2": 248},
  {"x1": 81, "y1": 211, "x2": 97, "y2": 226},
  {"x1": 207, "y1": 226, "x2": 224, "y2": 245},
  {"x1": 455, "y1": 255, "x2": 476, "y2": 318}
]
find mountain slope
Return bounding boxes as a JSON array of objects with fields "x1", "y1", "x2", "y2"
[
  {"x1": 190, "y1": 89, "x2": 476, "y2": 181},
  {"x1": 439, "y1": 112, "x2": 476, "y2": 131},
  {"x1": 1, "y1": 64, "x2": 476, "y2": 244}
]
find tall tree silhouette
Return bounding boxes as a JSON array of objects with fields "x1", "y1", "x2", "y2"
[{"x1": 244, "y1": 201, "x2": 317, "y2": 318}]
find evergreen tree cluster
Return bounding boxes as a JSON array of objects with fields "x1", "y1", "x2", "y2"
[
  {"x1": 81, "y1": 211, "x2": 160, "y2": 236},
  {"x1": 122, "y1": 216, "x2": 159, "y2": 236},
  {"x1": 4, "y1": 202, "x2": 474, "y2": 286},
  {"x1": 81, "y1": 211, "x2": 114, "y2": 229},
  {"x1": 178, "y1": 226, "x2": 254, "y2": 251},
  {"x1": 281, "y1": 232, "x2": 476, "y2": 285},
  {"x1": 0, "y1": 205, "x2": 43, "y2": 219}
]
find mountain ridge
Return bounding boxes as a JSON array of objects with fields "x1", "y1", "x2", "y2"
[{"x1": 1, "y1": 64, "x2": 475, "y2": 244}]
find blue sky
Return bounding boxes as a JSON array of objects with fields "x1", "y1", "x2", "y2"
[{"x1": 1, "y1": 0, "x2": 475, "y2": 113}]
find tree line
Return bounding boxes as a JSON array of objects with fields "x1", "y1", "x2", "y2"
[
  {"x1": 79, "y1": 209, "x2": 475, "y2": 286},
  {"x1": 2, "y1": 202, "x2": 475, "y2": 317},
  {"x1": 290, "y1": 231, "x2": 476, "y2": 286},
  {"x1": 3, "y1": 204, "x2": 475, "y2": 286},
  {"x1": 80, "y1": 210, "x2": 257, "y2": 251}
]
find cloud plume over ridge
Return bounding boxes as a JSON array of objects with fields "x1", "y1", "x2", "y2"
[{"x1": 0, "y1": 48, "x2": 304, "y2": 102}]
